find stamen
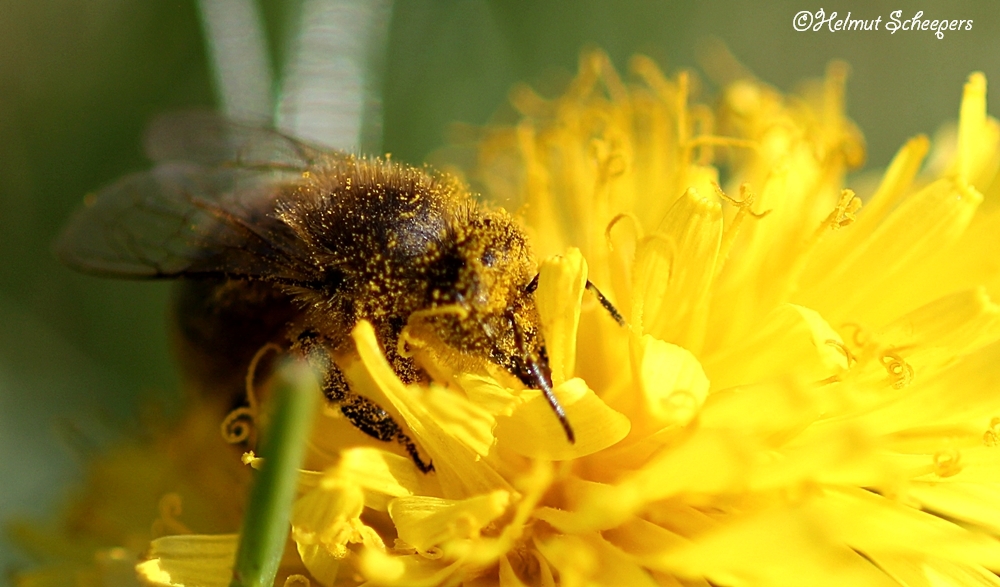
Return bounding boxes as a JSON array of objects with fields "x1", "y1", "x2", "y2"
[
  {"x1": 825, "y1": 339, "x2": 856, "y2": 367},
  {"x1": 604, "y1": 213, "x2": 644, "y2": 251},
  {"x1": 984, "y1": 417, "x2": 1000, "y2": 447},
  {"x1": 783, "y1": 189, "x2": 863, "y2": 298},
  {"x1": 241, "y1": 451, "x2": 263, "y2": 469},
  {"x1": 841, "y1": 322, "x2": 871, "y2": 348},
  {"x1": 595, "y1": 51, "x2": 628, "y2": 104},
  {"x1": 221, "y1": 407, "x2": 256, "y2": 445},
  {"x1": 245, "y1": 343, "x2": 282, "y2": 414},
  {"x1": 630, "y1": 54, "x2": 672, "y2": 98},
  {"x1": 589, "y1": 139, "x2": 627, "y2": 182},
  {"x1": 933, "y1": 448, "x2": 962, "y2": 478},
  {"x1": 815, "y1": 340, "x2": 855, "y2": 385},
  {"x1": 589, "y1": 139, "x2": 627, "y2": 241},
  {"x1": 815, "y1": 189, "x2": 862, "y2": 236},
  {"x1": 880, "y1": 351, "x2": 914, "y2": 389},
  {"x1": 715, "y1": 183, "x2": 771, "y2": 279},
  {"x1": 833, "y1": 324, "x2": 916, "y2": 391},
  {"x1": 222, "y1": 343, "x2": 283, "y2": 445},
  {"x1": 676, "y1": 71, "x2": 690, "y2": 150},
  {"x1": 689, "y1": 104, "x2": 716, "y2": 165},
  {"x1": 716, "y1": 182, "x2": 771, "y2": 219},
  {"x1": 151, "y1": 493, "x2": 192, "y2": 536}
]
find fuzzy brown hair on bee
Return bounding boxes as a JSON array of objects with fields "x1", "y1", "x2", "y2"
[{"x1": 56, "y1": 112, "x2": 619, "y2": 474}]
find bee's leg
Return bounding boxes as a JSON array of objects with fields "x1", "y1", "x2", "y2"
[
  {"x1": 524, "y1": 273, "x2": 625, "y2": 326},
  {"x1": 321, "y1": 362, "x2": 434, "y2": 473}
]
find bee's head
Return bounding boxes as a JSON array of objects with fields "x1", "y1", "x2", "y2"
[
  {"x1": 418, "y1": 206, "x2": 544, "y2": 370},
  {"x1": 452, "y1": 209, "x2": 535, "y2": 314},
  {"x1": 418, "y1": 206, "x2": 570, "y2": 440}
]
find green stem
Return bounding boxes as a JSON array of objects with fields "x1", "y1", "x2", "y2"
[{"x1": 230, "y1": 359, "x2": 319, "y2": 587}]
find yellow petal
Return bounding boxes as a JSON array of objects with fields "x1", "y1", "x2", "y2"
[
  {"x1": 536, "y1": 248, "x2": 587, "y2": 384},
  {"x1": 798, "y1": 176, "x2": 983, "y2": 325},
  {"x1": 629, "y1": 332, "x2": 709, "y2": 431},
  {"x1": 852, "y1": 135, "x2": 930, "y2": 237},
  {"x1": 803, "y1": 135, "x2": 929, "y2": 284},
  {"x1": 493, "y1": 378, "x2": 630, "y2": 460},
  {"x1": 498, "y1": 554, "x2": 529, "y2": 587},
  {"x1": 910, "y1": 482, "x2": 1000, "y2": 535},
  {"x1": 356, "y1": 548, "x2": 460, "y2": 587},
  {"x1": 136, "y1": 534, "x2": 237, "y2": 587},
  {"x1": 291, "y1": 482, "x2": 372, "y2": 560},
  {"x1": 388, "y1": 490, "x2": 510, "y2": 552},
  {"x1": 813, "y1": 487, "x2": 1000, "y2": 567},
  {"x1": 332, "y1": 447, "x2": 418, "y2": 511},
  {"x1": 702, "y1": 303, "x2": 847, "y2": 391},
  {"x1": 422, "y1": 383, "x2": 497, "y2": 458},
  {"x1": 565, "y1": 428, "x2": 761, "y2": 532},
  {"x1": 636, "y1": 186, "x2": 723, "y2": 351},
  {"x1": 350, "y1": 321, "x2": 512, "y2": 499},
  {"x1": 872, "y1": 287, "x2": 1000, "y2": 376},
  {"x1": 638, "y1": 427, "x2": 755, "y2": 497},
  {"x1": 357, "y1": 548, "x2": 407, "y2": 585},
  {"x1": 713, "y1": 135, "x2": 840, "y2": 325},
  {"x1": 918, "y1": 445, "x2": 1000, "y2": 484},
  {"x1": 534, "y1": 533, "x2": 660, "y2": 587},
  {"x1": 294, "y1": 543, "x2": 339, "y2": 587},
  {"x1": 456, "y1": 373, "x2": 521, "y2": 416},
  {"x1": 600, "y1": 516, "x2": 687, "y2": 568},
  {"x1": 502, "y1": 550, "x2": 557, "y2": 587},
  {"x1": 953, "y1": 208, "x2": 1000, "y2": 295},
  {"x1": 630, "y1": 234, "x2": 673, "y2": 333},
  {"x1": 868, "y1": 554, "x2": 1000, "y2": 587},
  {"x1": 747, "y1": 423, "x2": 893, "y2": 490},
  {"x1": 655, "y1": 505, "x2": 897, "y2": 587},
  {"x1": 844, "y1": 339, "x2": 1000, "y2": 436},
  {"x1": 955, "y1": 73, "x2": 1000, "y2": 186},
  {"x1": 700, "y1": 379, "x2": 821, "y2": 440}
]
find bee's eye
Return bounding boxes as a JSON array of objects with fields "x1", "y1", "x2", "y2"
[{"x1": 481, "y1": 248, "x2": 497, "y2": 267}]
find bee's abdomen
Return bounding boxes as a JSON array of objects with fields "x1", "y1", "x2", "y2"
[{"x1": 171, "y1": 278, "x2": 299, "y2": 405}]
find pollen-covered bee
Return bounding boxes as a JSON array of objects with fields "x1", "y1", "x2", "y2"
[{"x1": 57, "y1": 112, "x2": 622, "y2": 473}]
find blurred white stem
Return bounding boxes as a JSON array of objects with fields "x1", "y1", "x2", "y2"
[
  {"x1": 277, "y1": 0, "x2": 393, "y2": 152},
  {"x1": 197, "y1": 0, "x2": 274, "y2": 121}
]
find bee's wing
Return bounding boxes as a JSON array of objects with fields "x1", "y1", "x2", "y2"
[
  {"x1": 56, "y1": 159, "x2": 320, "y2": 283},
  {"x1": 57, "y1": 113, "x2": 348, "y2": 282},
  {"x1": 143, "y1": 110, "x2": 328, "y2": 170}
]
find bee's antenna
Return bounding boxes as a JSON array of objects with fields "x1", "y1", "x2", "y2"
[
  {"x1": 584, "y1": 280, "x2": 626, "y2": 326},
  {"x1": 525, "y1": 274, "x2": 625, "y2": 327},
  {"x1": 510, "y1": 312, "x2": 575, "y2": 444},
  {"x1": 525, "y1": 273, "x2": 539, "y2": 294},
  {"x1": 456, "y1": 290, "x2": 576, "y2": 444}
]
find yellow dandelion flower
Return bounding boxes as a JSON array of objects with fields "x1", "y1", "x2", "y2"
[{"x1": 17, "y1": 49, "x2": 1000, "y2": 587}]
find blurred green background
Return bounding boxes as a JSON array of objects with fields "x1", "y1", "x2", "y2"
[{"x1": 2, "y1": 0, "x2": 999, "y2": 575}]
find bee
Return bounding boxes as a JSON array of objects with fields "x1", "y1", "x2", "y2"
[{"x1": 57, "y1": 112, "x2": 623, "y2": 473}]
